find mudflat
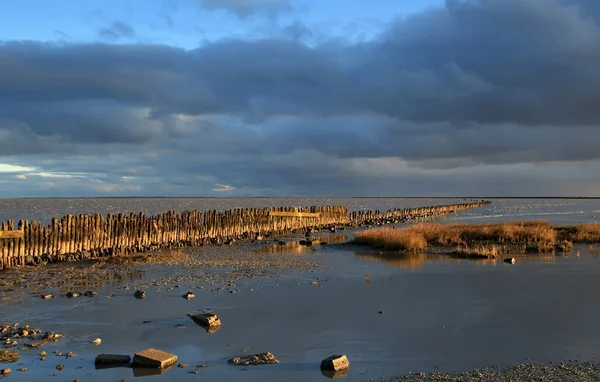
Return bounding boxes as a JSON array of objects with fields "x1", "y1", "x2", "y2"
[{"x1": 1, "y1": 229, "x2": 600, "y2": 381}]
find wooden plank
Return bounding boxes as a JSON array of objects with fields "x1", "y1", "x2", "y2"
[
  {"x1": 269, "y1": 211, "x2": 321, "y2": 218},
  {"x1": 0, "y1": 230, "x2": 25, "y2": 239}
]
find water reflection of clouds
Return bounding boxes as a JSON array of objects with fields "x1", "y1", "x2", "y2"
[{"x1": 256, "y1": 234, "x2": 349, "y2": 255}]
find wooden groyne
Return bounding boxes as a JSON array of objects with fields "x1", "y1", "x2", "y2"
[{"x1": 0, "y1": 201, "x2": 490, "y2": 270}]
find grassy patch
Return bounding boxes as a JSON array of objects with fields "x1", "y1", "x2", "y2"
[{"x1": 352, "y1": 221, "x2": 592, "y2": 258}]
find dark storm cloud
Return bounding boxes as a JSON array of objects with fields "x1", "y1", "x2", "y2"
[
  {"x1": 3, "y1": 0, "x2": 600, "y2": 125},
  {"x1": 200, "y1": 0, "x2": 291, "y2": 18},
  {"x1": 2, "y1": 0, "x2": 600, "y2": 196},
  {"x1": 98, "y1": 21, "x2": 136, "y2": 40}
]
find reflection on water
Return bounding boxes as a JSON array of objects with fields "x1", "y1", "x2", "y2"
[
  {"x1": 321, "y1": 368, "x2": 349, "y2": 379},
  {"x1": 132, "y1": 364, "x2": 175, "y2": 377},
  {"x1": 257, "y1": 234, "x2": 349, "y2": 254},
  {"x1": 355, "y1": 251, "x2": 561, "y2": 270},
  {"x1": 355, "y1": 251, "x2": 497, "y2": 270}
]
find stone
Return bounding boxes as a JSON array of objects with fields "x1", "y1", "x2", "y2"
[
  {"x1": 41, "y1": 294, "x2": 53, "y2": 299},
  {"x1": 227, "y1": 352, "x2": 279, "y2": 366},
  {"x1": 187, "y1": 313, "x2": 221, "y2": 328},
  {"x1": 504, "y1": 257, "x2": 516, "y2": 264},
  {"x1": 84, "y1": 291, "x2": 97, "y2": 297},
  {"x1": 40, "y1": 351, "x2": 47, "y2": 357},
  {"x1": 132, "y1": 348, "x2": 178, "y2": 369},
  {"x1": 134, "y1": 290, "x2": 146, "y2": 299},
  {"x1": 0, "y1": 349, "x2": 20, "y2": 363},
  {"x1": 19, "y1": 367, "x2": 27, "y2": 371},
  {"x1": 94, "y1": 354, "x2": 131, "y2": 365},
  {"x1": 320, "y1": 355, "x2": 350, "y2": 371},
  {"x1": 56, "y1": 364, "x2": 64, "y2": 371},
  {"x1": 66, "y1": 352, "x2": 76, "y2": 358},
  {"x1": 1, "y1": 368, "x2": 11, "y2": 376},
  {"x1": 182, "y1": 292, "x2": 195, "y2": 300},
  {"x1": 90, "y1": 338, "x2": 102, "y2": 345},
  {"x1": 67, "y1": 292, "x2": 80, "y2": 298}
]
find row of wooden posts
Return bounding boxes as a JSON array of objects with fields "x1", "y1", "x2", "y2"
[{"x1": 0, "y1": 201, "x2": 490, "y2": 270}]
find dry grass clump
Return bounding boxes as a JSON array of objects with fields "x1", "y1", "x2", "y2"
[
  {"x1": 352, "y1": 227, "x2": 427, "y2": 252},
  {"x1": 352, "y1": 221, "x2": 600, "y2": 257},
  {"x1": 557, "y1": 223, "x2": 600, "y2": 243}
]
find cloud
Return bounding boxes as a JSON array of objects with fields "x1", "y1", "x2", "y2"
[
  {"x1": 212, "y1": 183, "x2": 234, "y2": 192},
  {"x1": 98, "y1": 21, "x2": 136, "y2": 40},
  {"x1": 2, "y1": 0, "x2": 600, "y2": 196},
  {"x1": 200, "y1": 0, "x2": 291, "y2": 18}
]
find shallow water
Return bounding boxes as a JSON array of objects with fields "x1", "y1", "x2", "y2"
[{"x1": 2, "y1": 239, "x2": 600, "y2": 382}]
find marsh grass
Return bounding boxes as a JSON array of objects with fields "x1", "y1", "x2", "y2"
[{"x1": 352, "y1": 221, "x2": 597, "y2": 257}]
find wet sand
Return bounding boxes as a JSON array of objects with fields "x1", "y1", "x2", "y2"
[{"x1": 1, "y1": 230, "x2": 600, "y2": 381}]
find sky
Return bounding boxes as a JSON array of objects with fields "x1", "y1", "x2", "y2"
[{"x1": 1, "y1": 0, "x2": 600, "y2": 198}]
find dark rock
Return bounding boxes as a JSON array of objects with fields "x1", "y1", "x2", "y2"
[
  {"x1": 56, "y1": 364, "x2": 64, "y2": 371},
  {"x1": 504, "y1": 258, "x2": 516, "y2": 264},
  {"x1": 134, "y1": 290, "x2": 146, "y2": 299},
  {"x1": 66, "y1": 292, "x2": 80, "y2": 298},
  {"x1": 187, "y1": 313, "x2": 221, "y2": 328},
  {"x1": 84, "y1": 291, "x2": 97, "y2": 297},
  {"x1": 182, "y1": 292, "x2": 195, "y2": 300}
]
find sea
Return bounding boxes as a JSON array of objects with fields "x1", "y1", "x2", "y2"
[{"x1": 1, "y1": 197, "x2": 599, "y2": 225}]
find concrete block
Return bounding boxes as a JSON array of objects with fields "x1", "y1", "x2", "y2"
[
  {"x1": 94, "y1": 354, "x2": 131, "y2": 366},
  {"x1": 132, "y1": 348, "x2": 177, "y2": 369},
  {"x1": 320, "y1": 354, "x2": 350, "y2": 371}
]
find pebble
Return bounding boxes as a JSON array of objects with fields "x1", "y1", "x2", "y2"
[
  {"x1": 385, "y1": 361, "x2": 600, "y2": 381},
  {"x1": 134, "y1": 290, "x2": 146, "y2": 299}
]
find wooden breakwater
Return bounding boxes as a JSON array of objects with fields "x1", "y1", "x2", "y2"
[{"x1": 0, "y1": 201, "x2": 490, "y2": 270}]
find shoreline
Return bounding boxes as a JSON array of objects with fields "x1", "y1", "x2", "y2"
[{"x1": 384, "y1": 361, "x2": 600, "y2": 381}]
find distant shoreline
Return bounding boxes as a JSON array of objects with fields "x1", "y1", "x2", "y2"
[{"x1": 0, "y1": 196, "x2": 598, "y2": 200}]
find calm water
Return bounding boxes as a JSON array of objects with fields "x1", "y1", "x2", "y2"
[
  {"x1": 2, "y1": 243, "x2": 600, "y2": 382},
  {"x1": 1, "y1": 197, "x2": 600, "y2": 224}
]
